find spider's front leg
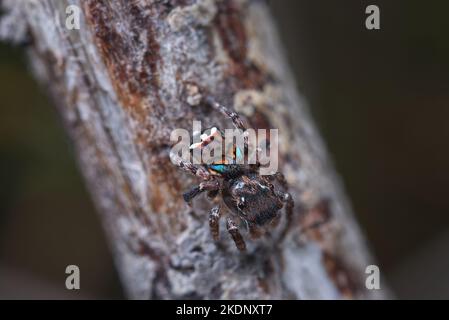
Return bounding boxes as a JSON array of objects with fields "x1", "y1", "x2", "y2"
[
  {"x1": 170, "y1": 152, "x2": 211, "y2": 180},
  {"x1": 204, "y1": 96, "x2": 251, "y2": 160},
  {"x1": 205, "y1": 96, "x2": 247, "y2": 131},
  {"x1": 227, "y1": 217, "x2": 247, "y2": 251},
  {"x1": 170, "y1": 152, "x2": 220, "y2": 203}
]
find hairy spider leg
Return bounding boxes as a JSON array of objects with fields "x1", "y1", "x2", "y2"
[
  {"x1": 170, "y1": 152, "x2": 211, "y2": 180},
  {"x1": 276, "y1": 190, "x2": 294, "y2": 240},
  {"x1": 269, "y1": 172, "x2": 289, "y2": 191},
  {"x1": 248, "y1": 223, "x2": 264, "y2": 239},
  {"x1": 209, "y1": 206, "x2": 221, "y2": 241},
  {"x1": 170, "y1": 152, "x2": 221, "y2": 202},
  {"x1": 204, "y1": 96, "x2": 254, "y2": 165},
  {"x1": 227, "y1": 217, "x2": 247, "y2": 251},
  {"x1": 183, "y1": 180, "x2": 220, "y2": 203}
]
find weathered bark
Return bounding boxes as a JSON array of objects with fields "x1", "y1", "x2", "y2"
[{"x1": 1, "y1": 0, "x2": 387, "y2": 299}]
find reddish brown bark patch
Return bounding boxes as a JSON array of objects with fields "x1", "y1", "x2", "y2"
[
  {"x1": 148, "y1": 147, "x2": 183, "y2": 212},
  {"x1": 298, "y1": 200, "x2": 362, "y2": 297},
  {"x1": 322, "y1": 251, "x2": 362, "y2": 299},
  {"x1": 214, "y1": 0, "x2": 267, "y2": 90},
  {"x1": 299, "y1": 199, "x2": 333, "y2": 242},
  {"x1": 84, "y1": 1, "x2": 163, "y2": 117}
]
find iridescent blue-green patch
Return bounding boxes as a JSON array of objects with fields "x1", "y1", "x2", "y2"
[
  {"x1": 210, "y1": 164, "x2": 226, "y2": 173},
  {"x1": 235, "y1": 147, "x2": 243, "y2": 162}
]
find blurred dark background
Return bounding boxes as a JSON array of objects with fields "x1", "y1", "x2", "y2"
[{"x1": 1, "y1": 0, "x2": 449, "y2": 299}]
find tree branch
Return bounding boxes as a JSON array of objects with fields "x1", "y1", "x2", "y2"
[{"x1": 1, "y1": 0, "x2": 386, "y2": 299}]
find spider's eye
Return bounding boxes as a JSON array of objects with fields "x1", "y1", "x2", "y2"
[
  {"x1": 237, "y1": 198, "x2": 246, "y2": 210},
  {"x1": 260, "y1": 184, "x2": 272, "y2": 193}
]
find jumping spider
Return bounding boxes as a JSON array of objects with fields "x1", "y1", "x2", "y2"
[{"x1": 171, "y1": 96, "x2": 294, "y2": 251}]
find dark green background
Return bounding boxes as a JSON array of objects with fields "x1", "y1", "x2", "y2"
[{"x1": 1, "y1": 0, "x2": 449, "y2": 298}]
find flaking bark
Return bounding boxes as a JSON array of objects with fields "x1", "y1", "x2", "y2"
[{"x1": 0, "y1": 0, "x2": 387, "y2": 299}]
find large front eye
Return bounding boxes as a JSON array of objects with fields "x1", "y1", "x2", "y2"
[
  {"x1": 237, "y1": 197, "x2": 246, "y2": 210},
  {"x1": 261, "y1": 184, "x2": 272, "y2": 193}
]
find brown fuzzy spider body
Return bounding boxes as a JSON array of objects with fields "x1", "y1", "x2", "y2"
[
  {"x1": 222, "y1": 172, "x2": 284, "y2": 227},
  {"x1": 170, "y1": 97, "x2": 294, "y2": 251}
]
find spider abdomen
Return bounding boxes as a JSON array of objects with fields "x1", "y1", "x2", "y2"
[{"x1": 223, "y1": 175, "x2": 284, "y2": 226}]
